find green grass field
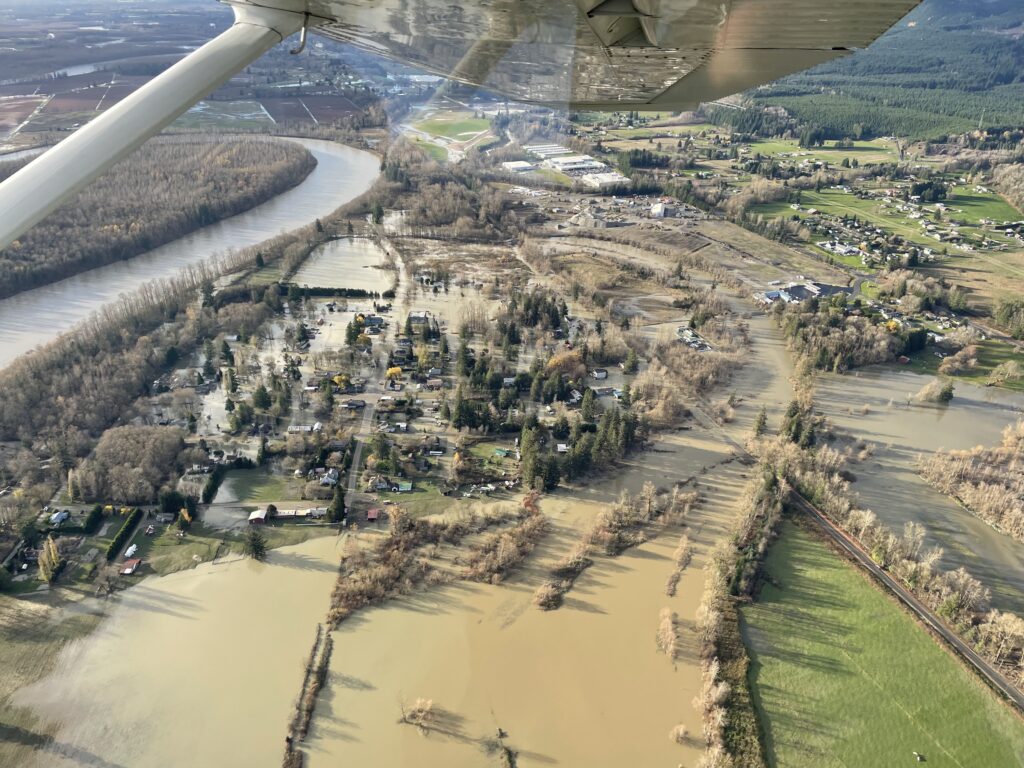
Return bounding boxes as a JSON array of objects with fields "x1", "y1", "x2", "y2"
[
  {"x1": 741, "y1": 521, "x2": 1024, "y2": 768},
  {"x1": 746, "y1": 138, "x2": 896, "y2": 165},
  {"x1": 120, "y1": 522, "x2": 231, "y2": 576},
  {"x1": 605, "y1": 122, "x2": 716, "y2": 140},
  {"x1": 753, "y1": 186, "x2": 1020, "y2": 254},
  {"x1": 946, "y1": 190, "x2": 1021, "y2": 225},
  {"x1": 412, "y1": 137, "x2": 447, "y2": 162},
  {"x1": 906, "y1": 339, "x2": 1024, "y2": 393},
  {"x1": 414, "y1": 113, "x2": 489, "y2": 140},
  {"x1": 246, "y1": 262, "x2": 285, "y2": 286},
  {"x1": 534, "y1": 168, "x2": 573, "y2": 187},
  {"x1": 858, "y1": 280, "x2": 882, "y2": 300}
]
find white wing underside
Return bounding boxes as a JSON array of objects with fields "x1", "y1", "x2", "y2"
[
  {"x1": 299, "y1": 0, "x2": 920, "y2": 109},
  {"x1": 0, "y1": 0, "x2": 920, "y2": 249}
]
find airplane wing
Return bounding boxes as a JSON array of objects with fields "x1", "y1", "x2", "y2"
[
  {"x1": 0, "y1": 0, "x2": 920, "y2": 250},
  {"x1": 308, "y1": 0, "x2": 921, "y2": 110}
]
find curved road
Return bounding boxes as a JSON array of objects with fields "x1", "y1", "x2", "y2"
[{"x1": 789, "y1": 491, "x2": 1024, "y2": 714}]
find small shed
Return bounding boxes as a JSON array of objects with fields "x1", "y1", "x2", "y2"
[
  {"x1": 366, "y1": 508, "x2": 381, "y2": 522},
  {"x1": 121, "y1": 558, "x2": 142, "y2": 576},
  {"x1": 248, "y1": 508, "x2": 270, "y2": 525}
]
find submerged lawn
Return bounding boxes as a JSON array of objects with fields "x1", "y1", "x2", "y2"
[{"x1": 740, "y1": 521, "x2": 1024, "y2": 768}]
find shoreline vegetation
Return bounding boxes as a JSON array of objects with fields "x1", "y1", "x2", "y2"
[
  {"x1": 701, "y1": 428, "x2": 1024, "y2": 768},
  {"x1": 918, "y1": 419, "x2": 1024, "y2": 545},
  {"x1": 0, "y1": 136, "x2": 317, "y2": 300},
  {"x1": 0, "y1": 141, "x2": 382, "y2": 444}
]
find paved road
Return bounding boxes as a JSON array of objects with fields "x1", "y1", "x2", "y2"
[{"x1": 789, "y1": 491, "x2": 1024, "y2": 714}]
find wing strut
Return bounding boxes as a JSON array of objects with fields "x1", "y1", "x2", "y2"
[{"x1": 0, "y1": 5, "x2": 305, "y2": 250}]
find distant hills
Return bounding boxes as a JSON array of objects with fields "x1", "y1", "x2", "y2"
[{"x1": 750, "y1": 0, "x2": 1024, "y2": 139}]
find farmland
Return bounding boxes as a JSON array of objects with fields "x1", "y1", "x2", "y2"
[
  {"x1": 0, "y1": 95, "x2": 45, "y2": 133},
  {"x1": 740, "y1": 521, "x2": 1024, "y2": 768},
  {"x1": 173, "y1": 100, "x2": 276, "y2": 130}
]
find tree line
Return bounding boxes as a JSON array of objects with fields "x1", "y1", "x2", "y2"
[
  {"x1": 0, "y1": 136, "x2": 316, "y2": 299},
  {"x1": 756, "y1": 434, "x2": 1024, "y2": 696}
]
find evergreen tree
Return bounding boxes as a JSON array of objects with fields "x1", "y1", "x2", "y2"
[
  {"x1": 328, "y1": 485, "x2": 346, "y2": 523},
  {"x1": 252, "y1": 384, "x2": 272, "y2": 410},
  {"x1": 580, "y1": 389, "x2": 596, "y2": 422},
  {"x1": 520, "y1": 426, "x2": 540, "y2": 488},
  {"x1": 753, "y1": 406, "x2": 768, "y2": 436},
  {"x1": 623, "y1": 348, "x2": 639, "y2": 375},
  {"x1": 243, "y1": 528, "x2": 268, "y2": 561},
  {"x1": 541, "y1": 456, "x2": 562, "y2": 491}
]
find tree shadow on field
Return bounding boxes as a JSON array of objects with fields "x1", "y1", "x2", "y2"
[
  {"x1": 269, "y1": 550, "x2": 338, "y2": 573},
  {"x1": 0, "y1": 721, "x2": 128, "y2": 768}
]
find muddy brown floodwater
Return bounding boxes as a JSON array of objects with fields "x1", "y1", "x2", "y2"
[
  {"x1": 291, "y1": 237, "x2": 393, "y2": 295},
  {"x1": 9, "y1": 285, "x2": 797, "y2": 767},
  {"x1": 13, "y1": 538, "x2": 341, "y2": 768},
  {"x1": 299, "y1": 309, "x2": 795, "y2": 768},
  {"x1": 815, "y1": 367, "x2": 1024, "y2": 614},
  {"x1": 302, "y1": 430, "x2": 756, "y2": 768}
]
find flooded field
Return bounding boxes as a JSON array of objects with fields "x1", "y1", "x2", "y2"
[
  {"x1": 297, "y1": 282, "x2": 795, "y2": 766},
  {"x1": 16, "y1": 214, "x2": 1019, "y2": 767},
  {"x1": 302, "y1": 431, "x2": 754, "y2": 768},
  {"x1": 291, "y1": 237, "x2": 393, "y2": 294},
  {"x1": 13, "y1": 537, "x2": 342, "y2": 768},
  {"x1": 816, "y1": 367, "x2": 1024, "y2": 613}
]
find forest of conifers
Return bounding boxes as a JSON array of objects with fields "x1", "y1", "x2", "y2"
[
  {"x1": 724, "y1": 0, "x2": 1024, "y2": 140},
  {"x1": 0, "y1": 136, "x2": 316, "y2": 299}
]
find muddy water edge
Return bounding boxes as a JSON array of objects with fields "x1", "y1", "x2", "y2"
[
  {"x1": 12, "y1": 539, "x2": 342, "y2": 768},
  {"x1": 297, "y1": 247, "x2": 797, "y2": 766}
]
